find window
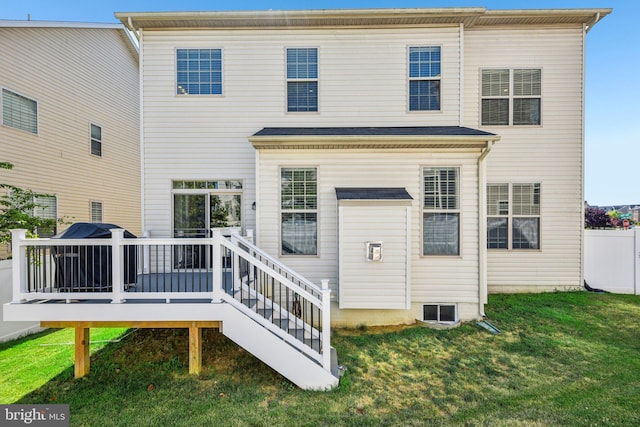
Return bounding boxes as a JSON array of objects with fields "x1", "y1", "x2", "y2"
[
  {"x1": 171, "y1": 180, "x2": 243, "y2": 247},
  {"x1": 90, "y1": 124, "x2": 102, "y2": 156},
  {"x1": 91, "y1": 201, "x2": 103, "y2": 223},
  {"x1": 176, "y1": 48, "x2": 222, "y2": 95},
  {"x1": 34, "y1": 195, "x2": 57, "y2": 237},
  {"x1": 286, "y1": 48, "x2": 318, "y2": 112},
  {"x1": 423, "y1": 167, "x2": 459, "y2": 255},
  {"x1": 481, "y1": 69, "x2": 541, "y2": 125},
  {"x1": 423, "y1": 304, "x2": 457, "y2": 323},
  {"x1": 409, "y1": 46, "x2": 441, "y2": 111},
  {"x1": 281, "y1": 168, "x2": 317, "y2": 255},
  {"x1": 487, "y1": 183, "x2": 540, "y2": 250},
  {"x1": 2, "y1": 89, "x2": 37, "y2": 134}
]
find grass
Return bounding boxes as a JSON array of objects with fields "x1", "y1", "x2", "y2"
[
  {"x1": 4, "y1": 292, "x2": 640, "y2": 426},
  {"x1": 0, "y1": 328, "x2": 128, "y2": 403}
]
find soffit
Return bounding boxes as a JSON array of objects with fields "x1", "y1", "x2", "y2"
[{"x1": 116, "y1": 8, "x2": 611, "y2": 31}]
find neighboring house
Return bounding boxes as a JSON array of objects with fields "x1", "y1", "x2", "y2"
[
  {"x1": 3, "y1": 8, "x2": 610, "y2": 389},
  {"x1": 116, "y1": 7, "x2": 609, "y2": 324},
  {"x1": 0, "y1": 20, "x2": 141, "y2": 237},
  {"x1": 0, "y1": 20, "x2": 139, "y2": 342}
]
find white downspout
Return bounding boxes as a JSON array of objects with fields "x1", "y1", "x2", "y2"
[
  {"x1": 478, "y1": 141, "x2": 495, "y2": 317},
  {"x1": 580, "y1": 24, "x2": 587, "y2": 293},
  {"x1": 138, "y1": 29, "x2": 146, "y2": 236}
]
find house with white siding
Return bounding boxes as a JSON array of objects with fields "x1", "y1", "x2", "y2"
[
  {"x1": 119, "y1": 7, "x2": 609, "y2": 324},
  {"x1": 3, "y1": 8, "x2": 610, "y2": 389}
]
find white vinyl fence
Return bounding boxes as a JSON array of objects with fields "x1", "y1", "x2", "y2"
[
  {"x1": 584, "y1": 228, "x2": 640, "y2": 294},
  {"x1": 0, "y1": 260, "x2": 41, "y2": 342}
]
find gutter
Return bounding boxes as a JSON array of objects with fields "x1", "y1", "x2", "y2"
[
  {"x1": 586, "y1": 12, "x2": 601, "y2": 33},
  {"x1": 123, "y1": 15, "x2": 140, "y2": 42}
]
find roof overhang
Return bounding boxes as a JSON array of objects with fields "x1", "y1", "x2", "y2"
[
  {"x1": 115, "y1": 8, "x2": 611, "y2": 31},
  {"x1": 336, "y1": 187, "x2": 413, "y2": 201},
  {"x1": 249, "y1": 127, "x2": 500, "y2": 150}
]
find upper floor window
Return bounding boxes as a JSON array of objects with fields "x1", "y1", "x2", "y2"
[
  {"x1": 176, "y1": 49, "x2": 222, "y2": 95},
  {"x1": 423, "y1": 167, "x2": 459, "y2": 256},
  {"x1": 487, "y1": 183, "x2": 540, "y2": 250},
  {"x1": 409, "y1": 46, "x2": 441, "y2": 111},
  {"x1": 281, "y1": 168, "x2": 317, "y2": 255},
  {"x1": 90, "y1": 124, "x2": 102, "y2": 156},
  {"x1": 481, "y1": 69, "x2": 541, "y2": 126},
  {"x1": 2, "y1": 89, "x2": 38, "y2": 134},
  {"x1": 286, "y1": 48, "x2": 318, "y2": 112}
]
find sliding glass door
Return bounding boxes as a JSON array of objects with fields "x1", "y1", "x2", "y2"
[{"x1": 172, "y1": 180, "x2": 243, "y2": 269}]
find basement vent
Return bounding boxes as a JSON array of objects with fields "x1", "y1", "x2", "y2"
[{"x1": 423, "y1": 304, "x2": 457, "y2": 323}]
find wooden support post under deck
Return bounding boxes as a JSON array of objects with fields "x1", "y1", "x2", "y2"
[
  {"x1": 189, "y1": 324, "x2": 202, "y2": 375},
  {"x1": 74, "y1": 327, "x2": 90, "y2": 378},
  {"x1": 42, "y1": 321, "x2": 220, "y2": 378}
]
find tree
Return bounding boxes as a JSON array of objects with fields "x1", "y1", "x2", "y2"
[
  {"x1": 584, "y1": 206, "x2": 611, "y2": 229},
  {"x1": 0, "y1": 162, "x2": 61, "y2": 246}
]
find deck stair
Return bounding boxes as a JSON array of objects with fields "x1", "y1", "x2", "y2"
[{"x1": 217, "y1": 233, "x2": 339, "y2": 389}]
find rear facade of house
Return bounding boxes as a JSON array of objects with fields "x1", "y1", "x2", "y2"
[{"x1": 118, "y1": 7, "x2": 609, "y2": 326}]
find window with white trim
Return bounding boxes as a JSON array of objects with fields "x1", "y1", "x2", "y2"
[
  {"x1": 481, "y1": 69, "x2": 541, "y2": 126},
  {"x1": 286, "y1": 48, "x2": 318, "y2": 112},
  {"x1": 90, "y1": 124, "x2": 102, "y2": 156},
  {"x1": 409, "y1": 46, "x2": 441, "y2": 111},
  {"x1": 423, "y1": 304, "x2": 457, "y2": 323},
  {"x1": 34, "y1": 195, "x2": 57, "y2": 237},
  {"x1": 281, "y1": 168, "x2": 317, "y2": 255},
  {"x1": 176, "y1": 48, "x2": 222, "y2": 95},
  {"x1": 487, "y1": 183, "x2": 540, "y2": 249},
  {"x1": 423, "y1": 167, "x2": 459, "y2": 256},
  {"x1": 2, "y1": 88, "x2": 38, "y2": 134},
  {"x1": 91, "y1": 201, "x2": 103, "y2": 223}
]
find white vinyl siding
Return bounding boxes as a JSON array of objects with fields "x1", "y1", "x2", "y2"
[
  {"x1": 2, "y1": 88, "x2": 37, "y2": 134},
  {"x1": 339, "y1": 202, "x2": 410, "y2": 309},
  {"x1": 140, "y1": 27, "x2": 462, "y2": 240},
  {"x1": 257, "y1": 150, "x2": 480, "y2": 313},
  {"x1": 465, "y1": 27, "x2": 584, "y2": 291}
]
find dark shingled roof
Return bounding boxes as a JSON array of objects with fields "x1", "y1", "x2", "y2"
[
  {"x1": 335, "y1": 187, "x2": 414, "y2": 200},
  {"x1": 253, "y1": 126, "x2": 495, "y2": 137}
]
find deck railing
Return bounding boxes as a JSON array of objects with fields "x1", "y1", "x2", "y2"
[{"x1": 9, "y1": 228, "x2": 332, "y2": 370}]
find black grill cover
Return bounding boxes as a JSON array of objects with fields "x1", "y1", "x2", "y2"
[{"x1": 52, "y1": 223, "x2": 137, "y2": 291}]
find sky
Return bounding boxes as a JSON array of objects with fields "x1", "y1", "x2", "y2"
[{"x1": 2, "y1": 1, "x2": 637, "y2": 206}]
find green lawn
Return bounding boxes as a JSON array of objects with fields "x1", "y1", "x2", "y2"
[
  {"x1": 4, "y1": 292, "x2": 640, "y2": 426},
  {"x1": 0, "y1": 328, "x2": 128, "y2": 403}
]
